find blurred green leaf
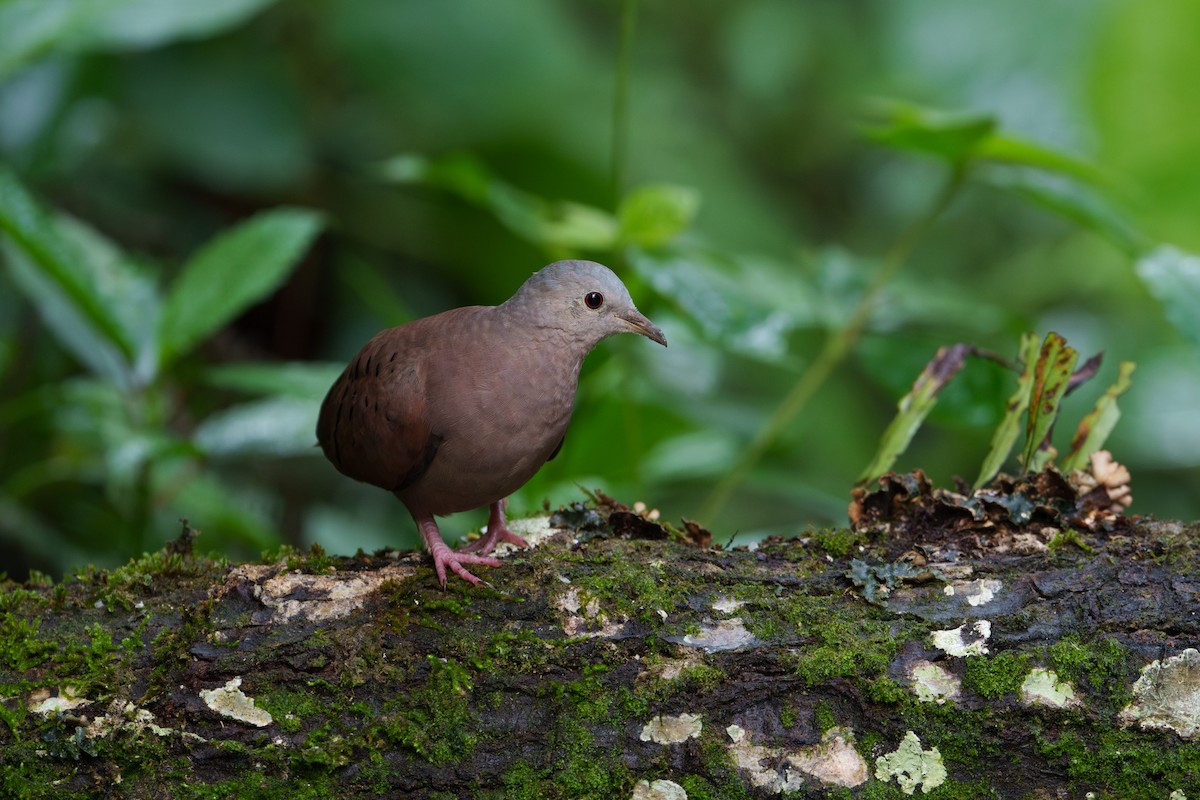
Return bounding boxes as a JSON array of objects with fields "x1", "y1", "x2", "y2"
[
  {"x1": 862, "y1": 100, "x2": 996, "y2": 165},
  {"x1": 983, "y1": 168, "x2": 1146, "y2": 256},
  {"x1": 0, "y1": 0, "x2": 280, "y2": 80},
  {"x1": 618, "y1": 184, "x2": 700, "y2": 247},
  {"x1": 157, "y1": 207, "x2": 323, "y2": 365},
  {"x1": 628, "y1": 246, "x2": 816, "y2": 364},
  {"x1": 857, "y1": 344, "x2": 973, "y2": 485},
  {"x1": 204, "y1": 361, "x2": 344, "y2": 399},
  {"x1": 380, "y1": 152, "x2": 618, "y2": 252},
  {"x1": 0, "y1": 168, "x2": 159, "y2": 385},
  {"x1": 975, "y1": 333, "x2": 1040, "y2": 489},
  {"x1": 1021, "y1": 332, "x2": 1078, "y2": 473},
  {"x1": 193, "y1": 396, "x2": 321, "y2": 458},
  {"x1": 1135, "y1": 246, "x2": 1200, "y2": 353},
  {"x1": 973, "y1": 135, "x2": 1114, "y2": 188},
  {"x1": 1061, "y1": 361, "x2": 1136, "y2": 473}
]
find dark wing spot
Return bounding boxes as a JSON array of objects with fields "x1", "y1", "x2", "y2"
[
  {"x1": 394, "y1": 434, "x2": 443, "y2": 492},
  {"x1": 548, "y1": 434, "x2": 565, "y2": 462}
]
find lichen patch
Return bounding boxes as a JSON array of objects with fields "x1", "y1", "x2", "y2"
[
  {"x1": 630, "y1": 778, "x2": 688, "y2": 800},
  {"x1": 29, "y1": 686, "x2": 89, "y2": 715},
  {"x1": 639, "y1": 712, "x2": 702, "y2": 744},
  {"x1": 725, "y1": 725, "x2": 868, "y2": 792},
  {"x1": 558, "y1": 585, "x2": 629, "y2": 638},
  {"x1": 225, "y1": 563, "x2": 420, "y2": 624},
  {"x1": 200, "y1": 676, "x2": 273, "y2": 728},
  {"x1": 493, "y1": 515, "x2": 557, "y2": 555},
  {"x1": 945, "y1": 578, "x2": 1002, "y2": 607},
  {"x1": 874, "y1": 731, "x2": 948, "y2": 795},
  {"x1": 1020, "y1": 667, "x2": 1079, "y2": 709},
  {"x1": 679, "y1": 617, "x2": 757, "y2": 653},
  {"x1": 908, "y1": 660, "x2": 961, "y2": 704},
  {"x1": 711, "y1": 595, "x2": 746, "y2": 615},
  {"x1": 930, "y1": 620, "x2": 991, "y2": 657},
  {"x1": 1120, "y1": 648, "x2": 1200, "y2": 739}
]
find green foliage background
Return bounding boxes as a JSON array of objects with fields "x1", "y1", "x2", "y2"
[{"x1": 1, "y1": 0, "x2": 1199, "y2": 579}]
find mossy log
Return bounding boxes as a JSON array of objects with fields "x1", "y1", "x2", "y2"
[{"x1": 2, "y1": 503, "x2": 1199, "y2": 799}]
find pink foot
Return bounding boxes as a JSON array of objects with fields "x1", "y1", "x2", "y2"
[
  {"x1": 457, "y1": 499, "x2": 530, "y2": 556},
  {"x1": 416, "y1": 515, "x2": 500, "y2": 587}
]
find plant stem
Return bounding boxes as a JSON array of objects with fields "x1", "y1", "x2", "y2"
[
  {"x1": 611, "y1": 0, "x2": 638, "y2": 206},
  {"x1": 700, "y1": 164, "x2": 969, "y2": 525}
]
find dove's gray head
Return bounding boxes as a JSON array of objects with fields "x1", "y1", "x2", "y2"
[{"x1": 504, "y1": 260, "x2": 667, "y2": 349}]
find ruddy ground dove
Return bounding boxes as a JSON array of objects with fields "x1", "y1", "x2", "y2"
[{"x1": 316, "y1": 260, "x2": 666, "y2": 586}]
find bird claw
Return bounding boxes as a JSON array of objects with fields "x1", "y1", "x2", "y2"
[
  {"x1": 458, "y1": 526, "x2": 529, "y2": 555},
  {"x1": 430, "y1": 543, "x2": 502, "y2": 588}
]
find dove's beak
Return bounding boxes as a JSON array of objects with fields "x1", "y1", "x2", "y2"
[{"x1": 620, "y1": 309, "x2": 668, "y2": 347}]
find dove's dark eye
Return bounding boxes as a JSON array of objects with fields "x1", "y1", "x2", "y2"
[{"x1": 584, "y1": 292, "x2": 604, "y2": 310}]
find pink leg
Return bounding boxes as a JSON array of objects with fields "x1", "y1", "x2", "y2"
[
  {"x1": 415, "y1": 514, "x2": 501, "y2": 587},
  {"x1": 457, "y1": 499, "x2": 530, "y2": 556}
]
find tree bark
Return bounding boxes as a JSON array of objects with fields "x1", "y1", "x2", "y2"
[{"x1": 2, "y1": 504, "x2": 1199, "y2": 799}]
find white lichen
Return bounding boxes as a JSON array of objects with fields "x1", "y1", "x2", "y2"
[
  {"x1": 29, "y1": 686, "x2": 89, "y2": 715},
  {"x1": 929, "y1": 620, "x2": 991, "y2": 657},
  {"x1": 630, "y1": 779, "x2": 688, "y2": 800},
  {"x1": 680, "y1": 618, "x2": 757, "y2": 653},
  {"x1": 225, "y1": 563, "x2": 419, "y2": 625},
  {"x1": 493, "y1": 515, "x2": 556, "y2": 553},
  {"x1": 908, "y1": 660, "x2": 961, "y2": 705},
  {"x1": 725, "y1": 725, "x2": 868, "y2": 792},
  {"x1": 959, "y1": 579, "x2": 1002, "y2": 607},
  {"x1": 199, "y1": 676, "x2": 273, "y2": 727},
  {"x1": 558, "y1": 586, "x2": 628, "y2": 638},
  {"x1": 1020, "y1": 667, "x2": 1079, "y2": 709},
  {"x1": 874, "y1": 731, "x2": 948, "y2": 795},
  {"x1": 640, "y1": 713, "x2": 703, "y2": 744},
  {"x1": 711, "y1": 595, "x2": 746, "y2": 615},
  {"x1": 1120, "y1": 648, "x2": 1200, "y2": 739}
]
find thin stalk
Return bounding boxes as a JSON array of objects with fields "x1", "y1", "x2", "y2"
[
  {"x1": 700, "y1": 164, "x2": 969, "y2": 524},
  {"x1": 611, "y1": 0, "x2": 638, "y2": 206}
]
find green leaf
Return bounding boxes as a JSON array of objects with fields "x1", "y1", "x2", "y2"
[
  {"x1": 982, "y1": 168, "x2": 1146, "y2": 257},
  {"x1": 1021, "y1": 332, "x2": 1078, "y2": 473},
  {"x1": 856, "y1": 344, "x2": 974, "y2": 486},
  {"x1": 618, "y1": 184, "x2": 700, "y2": 247},
  {"x1": 193, "y1": 396, "x2": 321, "y2": 458},
  {"x1": 0, "y1": 167, "x2": 158, "y2": 385},
  {"x1": 379, "y1": 152, "x2": 618, "y2": 252},
  {"x1": 0, "y1": 0, "x2": 280, "y2": 81},
  {"x1": 973, "y1": 134, "x2": 1115, "y2": 188},
  {"x1": 157, "y1": 207, "x2": 323, "y2": 365},
  {"x1": 862, "y1": 99, "x2": 996, "y2": 165},
  {"x1": 627, "y1": 246, "x2": 816, "y2": 364},
  {"x1": 1060, "y1": 361, "x2": 1136, "y2": 473},
  {"x1": 1135, "y1": 246, "x2": 1200, "y2": 353},
  {"x1": 975, "y1": 333, "x2": 1040, "y2": 489},
  {"x1": 203, "y1": 361, "x2": 344, "y2": 399}
]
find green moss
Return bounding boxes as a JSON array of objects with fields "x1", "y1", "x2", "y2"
[
  {"x1": 552, "y1": 716, "x2": 631, "y2": 798},
  {"x1": 634, "y1": 657, "x2": 725, "y2": 709},
  {"x1": 963, "y1": 651, "x2": 1030, "y2": 700},
  {"x1": 0, "y1": 612, "x2": 57, "y2": 672},
  {"x1": 808, "y1": 527, "x2": 867, "y2": 559},
  {"x1": 1046, "y1": 635, "x2": 1134, "y2": 710},
  {"x1": 745, "y1": 589, "x2": 908, "y2": 690},
  {"x1": 572, "y1": 546, "x2": 688, "y2": 624},
  {"x1": 813, "y1": 700, "x2": 835, "y2": 732},
  {"x1": 260, "y1": 687, "x2": 328, "y2": 735},
  {"x1": 688, "y1": 728, "x2": 754, "y2": 800},
  {"x1": 285, "y1": 542, "x2": 337, "y2": 573},
  {"x1": 369, "y1": 655, "x2": 478, "y2": 765},
  {"x1": 1036, "y1": 727, "x2": 1200, "y2": 798}
]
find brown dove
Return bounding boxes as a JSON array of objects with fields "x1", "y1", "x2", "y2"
[{"x1": 316, "y1": 260, "x2": 666, "y2": 586}]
